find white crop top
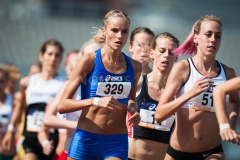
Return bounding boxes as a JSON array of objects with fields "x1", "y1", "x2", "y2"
[
  {"x1": 0, "y1": 94, "x2": 13, "y2": 133},
  {"x1": 26, "y1": 73, "x2": 65, "y2": 105},
  {"x1": 176, "y1": 58, "x2": 227, "y2": 112},
  {"x1": 57, "y1": 91, "x2": 81, "y2": 132},
  {"x1": 24, "y1": 74, "x2": 65, "y2": 135},
  {"x1": 59, "y1": 92, "x2": 82, "y2": 121}
]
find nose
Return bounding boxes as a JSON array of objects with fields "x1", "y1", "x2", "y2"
[
  {"x1": 50, "y1": 55, "x2": 56, "y2": 61},
  {"x1": 210, "y1": 34, "x2": 216, "y2": 42},
  {"x1": 117, "y1": 31, "x2": 123, "y2": 39},
  {"x1": 164, "y1": 50, "x2": 170, "y2": 57},
  {"x1": 50, "y1": 54, "x2": 59, "y2": 63}
]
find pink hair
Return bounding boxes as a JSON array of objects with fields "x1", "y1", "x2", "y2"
[
  {"x1": 173, "y1": 15, "x2": 222, "y2": 56},
  {"x1": 173, "y1": 25, "x2": 197, "y2": 56},
  {"x1": 65, "y1": 52, "x2": 78, "y2": 66}
]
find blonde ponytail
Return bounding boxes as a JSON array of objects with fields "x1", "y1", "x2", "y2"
[{"x1": 92, "y1": 27, "x2": 106, "y2": 44}]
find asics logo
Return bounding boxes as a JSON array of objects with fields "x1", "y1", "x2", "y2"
[
  {"x1": 149, "y1": 104, "x2": 156, "y2": 110},
  {"x1": 105, "y1": 75, "x2": 123, "y2": 82}
]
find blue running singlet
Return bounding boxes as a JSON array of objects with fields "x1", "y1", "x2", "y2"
[{"x1": 81, "y1": 49, "x2": 135, "y2": 104}]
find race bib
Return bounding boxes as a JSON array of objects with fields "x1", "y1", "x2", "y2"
[
  {"x1": 191, "y1": 85, "x2": 215, "y2": 112},
  {"x1": 26, "y1": 109, "x2": 45, "y2": 132},
  {"x1": 96, "y1": 82, "x2": 131, "y2": 99},
  {"x1": 139, "y1": 103, "x2": 175, "y2": 131},
  {"x1": 0, "y1": 114, "x2": 10, "y2": 128}
]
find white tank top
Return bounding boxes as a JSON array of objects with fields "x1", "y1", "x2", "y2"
[
  {"x1": 59, "y1": 93, "x2": 82, "y2": 122},
  {"x1": 24, "y1": 73, "x2": 65, "y2": 134},
  {"x1": 26, "y1": 73, "x2": 65, "y2": 105},
  {"x1": 0, "y1": 94, "x2": 13, "y2": 133},
  {"x1": 57, "y1": 92, "x2": 81, "y2": 132},
  {"x1": 176, "y1": 58, "x2": 227, "y2": 112}
]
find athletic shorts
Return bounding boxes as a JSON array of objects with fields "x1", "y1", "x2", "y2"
[
  {"x1": 22, "y1": 137, "x2": 58, "y2": 160},
  {"x1": 167, "y1": 144, "x2": 224, "y2": 160},
  {"x1": 16, "y1": 136, "x2": 25, "y2": 159},
  {"x1": 0, "y1": 154, "x2": 14, "y2": 160},
  {"x1": 68, "y1": 128, "x2": 128, "y2": 160}
]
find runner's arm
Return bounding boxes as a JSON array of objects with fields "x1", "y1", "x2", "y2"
[
  {"x1": 44, "y1": 81, "x2": 77, "y2": 129},
  {"x1": 213, "y1": 77, "x2": 240, "y2": 127},
  {"x1": 127, "y1": 59, "x2": 142, "y2": 126}
]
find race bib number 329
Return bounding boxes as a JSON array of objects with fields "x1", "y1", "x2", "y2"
[{"x1": 96, "y1": 82, "x2": 131, "y2": 99}]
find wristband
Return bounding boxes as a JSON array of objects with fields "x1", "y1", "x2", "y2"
[
  {"x1": 42, "y1": 140, "x2": 49, "y2": 147},
  {"x1": 7, "y1": 124, "x2": 16, "y2": 132},
  {"x1": 91, "y1": 97, "x2": 99, "y2": 107},
  {"x1": 219, "y1": 123, "x2": 230, "y2": 131}
]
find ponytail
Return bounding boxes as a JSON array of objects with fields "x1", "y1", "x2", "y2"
[
  {"x1": 92, "y1": 10, "x2": 130, "y2": 44},
  {"x1": 92, "y1": 27, "x2": 106, "y2": 44},
  {"x1": 173, "y1": 25, "x2": 196, "y2": 56},
  {"x1": 173, "y1": 14, "x2": 222, "y2": 56},
  {"x1": 140, "y1": 43, "x2": 153, "y2": 62}
]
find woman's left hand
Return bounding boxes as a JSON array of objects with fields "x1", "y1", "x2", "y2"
[
  {"x1": 127, "y1": 104, "x2": 140, "y2": 127},
  {"x1": 220, "y1": 128, "x2": 240, "y2": 145},
  {"x1": 42, "y1": 140, "x2": 54, "y2": 155},
  {"x1": 128, "y1": 112, "x2": 140, "y2": 127}
]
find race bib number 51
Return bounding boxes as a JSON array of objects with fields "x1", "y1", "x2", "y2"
[{"x1": 191, "y1": 85, "x2": 215, "y2": 112}]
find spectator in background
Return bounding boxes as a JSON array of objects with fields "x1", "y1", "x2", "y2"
[
  {"x1": 5, "y1": 63, "x2": 21, "y2": 96},
  {"x1": 128, "y1": 27, "x2": 155, "y2": 76},
  {"x1": 78, "y1": 39, "x2": 103, "y2": 57},
  {"x1": 0, "y1": 64, "x2": 15, "y2": 160},
  {"x1": 28, "y1": 62, "x2": 42, "y2": 76},
  {"x1": 15, "y1": 62, "x2": 42, "y2": 160},
  {"x1": 37, "y1": 50, "x2": 79, "y2": 160},
  {"x1": 2, "y1": 39, "x2": 65, "y2": 160}
]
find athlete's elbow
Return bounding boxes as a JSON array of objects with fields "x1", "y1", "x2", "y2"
[
  {"x1": 57, "y1": 101, "x2": 66, "y2": 114},
  {"x1": 43, "y1": 115, "x2": 51, "y2": 127},
  {"x1": 154, "y1": 110, "x2": 165, "y2": 124},
  {"x1": 43, "y1": 119, "x2": 50, "y2": 128},
  {"x1": 155, "y1": 113, "x2": 163, "y2": 124}
]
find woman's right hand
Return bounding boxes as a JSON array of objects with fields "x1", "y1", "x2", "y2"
[
  {"x1": 220, "y1": 128, "x2": 240, "y2": 145},
  {"x1": 1, "y1": 131, "x2": 14, "y2": 151},
  {"x1": 97, "y1": 96, "x2": 124, "y2": 111},
  {"x1": 42, "y1": 140, "x2": 54, "y2": 155},
  {"x1": 190, "y1": 76, "x2": 214, "y2": 97}
]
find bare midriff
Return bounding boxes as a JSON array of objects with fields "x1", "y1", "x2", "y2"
[
  {"x1": 77, "y1": 103, "x2": 128, "y2": 134},
  {"x1": 128, "y1": 138, "x2": 168, "y2": 160},
  {"x1": 170, "y1": 108, "x2": 221, "y2": 152}
]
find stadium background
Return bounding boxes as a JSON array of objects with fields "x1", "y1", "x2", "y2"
[{"x1": 0, "y1": 0, "x2": 240, "y2": 159}]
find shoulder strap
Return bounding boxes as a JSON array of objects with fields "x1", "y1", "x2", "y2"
[
  {"x1": 217, "y1": 60, "x2": 227, "y2": 80},
  {"x1": 142, "y1": 74, "x2": 148, "y2": 97}
]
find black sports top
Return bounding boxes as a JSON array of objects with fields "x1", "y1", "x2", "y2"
[{"x1": 132, "y1": 74, "x2": 175, "y2": 144}]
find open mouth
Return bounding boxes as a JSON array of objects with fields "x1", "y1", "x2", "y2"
[
  {"x1": 115, "y1": 41, "x2": 122, "y2": 45},
  {"x1": 162, "y1": 61, "x2": 169, "y2": 64},
  {"x1": 161, "y1": 61, "x2": 169, "y2": 66},
  {"x1": 207, "y1": 46, "x2": 216, "y2": 50}
]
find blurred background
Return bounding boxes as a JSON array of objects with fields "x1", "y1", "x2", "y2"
[{"x1": 0, "y1": 0, "x2": 240, "y2": 159}]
